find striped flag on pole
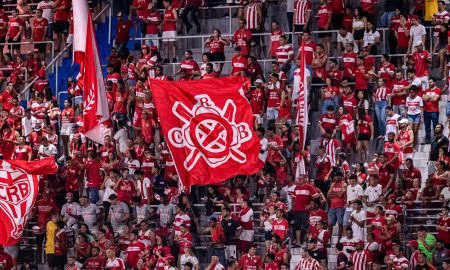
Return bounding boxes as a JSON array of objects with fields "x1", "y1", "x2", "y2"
[{"x1": 296, "y1": 42, "x2": 308, "y2": 175}]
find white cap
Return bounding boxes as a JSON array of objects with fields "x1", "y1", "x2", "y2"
[{"x1": 399, "y1": 118, "x2": 409, "y2": 125}]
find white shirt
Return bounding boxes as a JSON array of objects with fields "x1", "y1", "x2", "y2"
[
  {"x1": 259, "y1": 137, "x2": 269, "y2": 162},
  {"x1": 21, "y1": 116, "x2": 36, "y2": 139},
  {"x1": 337, "y1": 32, "x2": 358, "y2": 53},
  {"x1": 441, "y1": 187, "x2": 450, "y2": 206},
  {"x1": 102, "y1": 178, "x2": 117, "y2": 202},
  {"x1": 180, "y1": 254, "x2": 199, "y2": 270},
  {"x1": 346, "y1": 184, "x2": 364, "y2": 206},
  {"x1": 136, "y1": 177, "x2": 152, "y2": 200},
  {"x1": 292, "y1": 67, "x2": 310, "y2": 101},
  {"x1": 364, "y1": 184, "x2": 382, "y2": 212},
  {"x1": 385, "y1": 113, "x2": 400, "y2": 140},
  {"x1": 410, "y1": 24, "x2": 426, "y2": 47},
  {"x1": 406, "y1": 95, "x2": 423, "y2": 115},
  {"x1": 61, "y1": 202, "x2": 82, "y2": 228},
  {"x1": 37, "y1": 0, "x2": 55, "y2": 23},
  {"x1": 350, "y1": 209, "x2": 367, "y2": 241},
  {"x1": 136, "y1": 204, "x2": 153, "y2": 224},
  {"x1": 114, "y1": 128, "x2": 128, "y2": 153},
  {"x1": 38, "y1": 143, "x2": 57, "y2": 158},
  {"x1": 363, "y1": 30, "x2": 380, "y2": 47},
  {"x1": 81, "y1": 203, "x2": 100, "y2": 229}
]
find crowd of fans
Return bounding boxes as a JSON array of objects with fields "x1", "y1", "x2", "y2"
[{"x1": 2, "y1": 0, "x2": 450, "y2": 269}]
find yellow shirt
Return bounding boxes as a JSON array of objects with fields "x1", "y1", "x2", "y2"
[
  {"x1": 45, "y1": 220, "x2": 57, "y2": 254},
  {"x1": 425, "y1": 0, "x2": 438, "y2": 21}
]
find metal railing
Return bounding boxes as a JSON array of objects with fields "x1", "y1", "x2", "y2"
[
  {"x1": 0, "y1": 40, "x2": 54, "y2": 67},
  {"x1": 20, "y1": 1, "x2": 112, "y2": 99}
]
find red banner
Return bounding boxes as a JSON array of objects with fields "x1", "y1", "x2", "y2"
[
  {"x1": 150, "y1": 77, "x2": 263, "y2": 187},
  {"x1": 0, "y1": 158, "x2": 57, "y2": 245}
]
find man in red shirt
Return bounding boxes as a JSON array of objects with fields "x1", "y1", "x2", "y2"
[
  {"x1": 5, "y1": 9, "x2": 24, "y2": 56},
  {"x1": 238, "y1": 245, "x2": 263, "y2": 270},
  {"x1": 32, "y1": 9, "x2": 48, "y2": 54},
  {"x1": 179, "y1": 50, "x2": 200, "y2": 79},
  {"x1": 298, "y1": 30, "x2": 316, "y2": 68},
  {"x1": 12, "y1": 136, "x2": 32, "y2": 161},
  {"x1": 112, "y1": 80, "x2": 129, "y2": 130},
  {"x1": 391, "y1": 70, "x2": 409, "y2": 115},
  {"x1": 292, "y1": 174, "x2": 319, "y2": 246},
  {"x1": 115, "y1": 12, "x2": 135, "y2": 50},
  {"x1": 315, "y1": 0, "x2": 332, "y2": 55},
  {"x1": 0, "y1": 9, "x2": 8, "y2": 52},
  {"x1": 84, "y1": 247, "x2": 105, "y2": 270},
  {"x1": 422, "y1": 77, "x2": 441, "y2": 144},
  {"x1": 126, "y1": 230, "x2": 146, "y2": 269},
  {"x1": 233, "y1": 19, "x2": 252, "y2": 57},
  {"x1": 272, "y1": 207, "x2": 289, "y2": 240},
  {"x1": 410, "y1": 43, "x2": 431, "y2": 90},
  {"x1": 143, "y1": 2, "x2": 161, "y2": 48},
  {"x1": 378, "y1": 153, "x2": 396, "y2": 193},
  {"x1": 231, "y1": 47, "x2": 248, "y2": 76},
  {"x1": 319, "y1": 105, "x2": 338, "y2": 135},
  {"x1": 52, "y1": 0, "x2": 71, "y2": 52},
  {"x1": 84, "y1": 149, "x2": 103, "y2": 204},
  {"x1": 384, "y1": 132, "x2": 401, "y2": 169}
]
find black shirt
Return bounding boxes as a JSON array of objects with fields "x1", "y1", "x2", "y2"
[
  {"x1": 430, "y1": 135, "x2": 449, "y2": 161},
  {"x1": 221, "y1": 217, "x2": 241, "y2": 245}
]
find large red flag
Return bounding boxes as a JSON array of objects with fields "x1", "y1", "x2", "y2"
[
  {"x1": 150, "y1": 77, "x2": 263, "y2": 187},
  {"x1": 0, "y1": 158, "x2": 57, "y2": 245},
  {"x1": 296, "y1": 42, "x2": 308, "y2": 175},
  {"x1": 74, "y1": 0, "x2": 110, "y2": 144}
]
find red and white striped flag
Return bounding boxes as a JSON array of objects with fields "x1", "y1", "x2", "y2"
[
  {"x1": 296, "y1": 42, "x2": 308, "y2": 176},
  {"x1": 73, "y1": 0, "x2": 110, "y2": 144}
]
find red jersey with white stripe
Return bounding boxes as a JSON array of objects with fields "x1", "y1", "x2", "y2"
[
  {"x1": 8, "y1": 17, "x2": 25, "y2": 38},
  {"x1": 308, "y1": 209, "x2": 327, "y2": 235},
  {"x1": 231, "y1": 55, "x2": 248, "y2": 74},
  {"x1": 351, "y1": 250, "x2": 372, "y2": 270},
  {"x1": 329, "y1": 0, "x2": 345, "y2": 13},
  {"x1": 392, "y1": 78, "x2": 409, "y2": 106},
  {"x1": 272, "y1": 218, "x2": 289, "y2": 240},
  {"x1": 342, "y1": 94, "x2": 357, "y2": 116},
  {"x1": 360, "y1": 0, "x2": 376, "y2": 14},
  {"x1": 245, "y1": 2, "x2": 261, "y2": 30},
  {"x1": 105, "y1": 258, "x2": 125, "y2": 270},
  {"x1": 358, "y1": 115, "x2": 372, "y2": 135},
  {"x1": 267, "y1": 81, "x2": 281, "y2": 107},
  {"x1": 319, "y1": 113, "x2": 338, "y2": 131},
  {"x1": 315, "y1": 154, "x2": 332, "y2": 182},
  {"x1": 316, "y1": 4, "x2": 332, "y2": 28},
  {"x1": 13, "y1": 145, "x2": 31, "y2": 160},
  {"x1": 239, "y1": 254, "x2": 263, "y2": 270},
  {"x1": 116, "y1": 180, "x2": 136, "y2": 204},
  {"x1": 126, "y1": 241, "x2": 146, "y2": 268},
  {"x1": 395, "y1": 23, "x2": 411, "y2": 48},
  {"x1": 208, "y1": 38, "x2": 225, "y2": 53},
  {"x1": 320, "y1": 138, "x2": 340, "y2": 166},
  {"x1": 393, "y1": 257, "x2": 409, "y2": 270},
  {"x1": 293, "y1": 183, "x2": 319, "y2": 211},
  {"x1": 233, "y1": 29, "x2": 252, "y2": 56},
  {"x1": 275, "y1": 44, "x2": 293, "y2": 65},
  {"x1": 342, "y1": 52, "x2": 357, "y2": 78},
  {"x1": 374, "y1": 87, "x2": 391, "y2": 101},
  {"x1": 250, "y1": 88, "x2": 265, "y2": 114},
  {"x1": 270, "y1": 30, "x2": 283, "y2": 57},
  {"x1": 85, "y1": 256, "x2": 106, "y2": 270},
  {"x1": 180, "y1": 59, "x2": 200, "y2": 76},
  {"x1": 173, "y1": 213, "x2": 191, "y2": 235},
  {"x1": 142, "y1": 157, "x2": 156, "y2": 178},
  {"x1": 294, "y1": 0, "x2": 312, "y2": 25},
  {"x1": 384, "y1": 141, "x2": 401, "y2": 168},
  {"x1": 295, "y1": 257, "x2": 320, "y2": 270}
]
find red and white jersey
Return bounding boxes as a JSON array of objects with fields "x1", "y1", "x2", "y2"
[
  {"x1": 239, "y1": 254, "x2": 263, "y2": 270},
  {"x1": 294, "y1": 0, "x2": 312, "y2": 25},
  {"x1": 245, "y1": 2, "x2": 261, "y2": 30},
  {"x1": 351, "y1": 250, "x2": 371, "y2": 270},
  {"x1": 398, "y1": 127, "x2": 413, "y2": 154},
  {"x1": 238, "y1": 207, "x2": 254, "y2": 230},
  {"x1": 374, "y1": 87, "x2": 390, "y2": 101},
  {"x1": 276, "y1": 44, "x2": 294, "y2": 65},
  {"x1": 393, "y1": 256, "x2": 409, "y2": 269},
  {"x1": 173, "y1": 213, "x2": 191, "y2": 235},
  {"x1": 295, "y1": 257, "x2": 320, "y2": 270},
  {"x1": 409, "y1": 250, "x2": 419, "y2": 270},
  {"x1": 105, "y1": 258, "x2": 125, "y2": 270},
  {"x1": 320, "y1": 138, "x2": 340, "y2": 166},
  {"x1": 433, "y1": 10, "x2": 450, "y2": 34},
  {"x1": 179, "y1": 59, "x2": 200, "y2": 76},
  {"x1": 66, "y1": 265, "x2": 80, "y2": 270}
]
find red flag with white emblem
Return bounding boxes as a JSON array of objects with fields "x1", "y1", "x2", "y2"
[
  {"x1": 0, "y1": 158, "x2": 57, "y2": 245},
  {"x1": 150, "y1": 77, "x2": 263, "y2": 187},
  {"x1": 74, "y1": 0, "x2": 110, "y2": 144}
]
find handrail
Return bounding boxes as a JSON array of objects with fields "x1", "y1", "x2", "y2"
[
  {"x1": 0, "y1": 40, "x2": 54, "y2": 69},
  {"x1": 20, "y1": 2, "x2": 112, "y2": 99}
]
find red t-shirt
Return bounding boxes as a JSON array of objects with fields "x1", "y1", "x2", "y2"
[
  {"x1": 378, "y1": 164, "x2": 395, "y2": 189},
  {"x1": 133, "y1": 0, "x2": 150, "y2": 17},
  {"x1": 395, "y1": 23, "x2": 411, "y2": 48},
  {"x1": 54, "y1": 0, "x2": 71, "y2": 21},
  {"x1": 422, "y1": 87, "x2": 441, "y2": 113},
  {"x1": 8, "y1": 17, "x2": 25, "y2": 38},
  {"x1": 392, "y1": 79, "x2": 409, "y2": 106},
  {"x1": 411, "y1": 50, "x2": 431, "y2": 77},
  {"x1": 316, "y1": 4, "x2": 332, "y2": 29},
  {"x1": 144, "y1": 11, "x2": 161, "y2": 35},
  {"x1": 342, "y1": 52, "x2": 357, "y2": 78},
  {"x1": 113, "y1": 90, "x2": 129, "y2": 114},
  {"x1": 239, "y1": 254, "x2": 263, "y2": 270},
  {"x1": 0, "y1": 13, "x2": 9, "y2": 37},
  {"x1": 358, "y1": 115, "x2": 372, "y2": 135},
  {"x1": 354, "y1": 65, "x2": 368, "y2": 90},
  {"x1": 384, "y1": 141, "x2": 401, "y2": 168},
  {"x1": 272, "y1": 218, "x2": 289, "y2": 240},
  {"x1": 233, "y1": 29, "x2": 252, "y2": 56},
  {"x1": 293, "y1": 183, "x2": 318, "y2": 211},
  {"x1": 319, "y1": 113, "x2": 338, "y2": 131},
  {"x1": 231, "y1": 56, "x2": 248, "y2": 74},
  {"x1": 33, "y1": 18, "x2": 48, "y2": 41},
  {"x1": 116, "y1": 19, "x2": 133, "y2": 43},
  {"x1": 437, "y1": 216, "x2": 450, "y2": 244},
  {"x1": 179, "y1": 59, "x2": 200, "y2": 76},
  {"x1": 126, "y1": 241, "x2": 146, "y2": 268},
  {"x1": 117, "y1": 180, "x2": 136, "y2": 204},
  {"x1": 163, "y1": 8, "x2": 176, "y2": 32}
]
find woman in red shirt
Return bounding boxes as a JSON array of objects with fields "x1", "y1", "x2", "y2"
[
  {"x1": 356, "y1": 108, "x2": 373, "y2": 164},
  {"x1": 337, "y1": 106, "x2": 356, "y2": 157},
  {"x1": 204, "y1": 29, "x2": 230, "y2": 74}
]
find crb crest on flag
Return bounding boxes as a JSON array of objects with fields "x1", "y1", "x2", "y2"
[
  {"x1": 0, "y1": 158, "x2": 57, "y2": 245},
  {"x1": 150, "y1": 77, "x2": 263, "y2": 187}
]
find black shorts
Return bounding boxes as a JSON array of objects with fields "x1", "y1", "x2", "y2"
[
  {"x1": 54, "y1": 255, "x2": 67, "y2": 267},
  {"x1": 318, "y1": 28, "x2": 332, "y2": 38},
  {"x1": 8, "y1": 37, "x2": 21, "y2": 50},
  {"x1": 293, "y1": 211, "x2": 309, "y2": 231},
  {"x1": 47, "y1": 254, "x2": 56, "y2": 268},
  {"x1": 358, "y1": 133, "x2": 371, "y2": 141},
  {"x1": 209, "y1": 52, "x2": 225, "y2": 62},
  {"x1": 250, "y1": 28, "x2": 260, "y2": 44},
  {"x1": 54, "y1": 21, "x2": 69, "y2": 34},
  {"x1": 354, "y1": 29, "x2": 365, "y2": 40},
  {"x1": 294, "y1": 24, "x2": 306, "y2": 33},
  {"x1": 0, "y1": 36, "x2": 5, "y2": 47},
  {"x1": 34, "y1": 43, "x2": 46, "y2": 53}
]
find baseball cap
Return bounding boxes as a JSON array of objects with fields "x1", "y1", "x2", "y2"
[
  {"x1": 408, "y1": 240, "x2": 418, "y2": 248},
  {"x1": 34, "y1": 125, "x2": 42, "y2": 131},
  {"x1": 142, "y1": 44, "x2": 149, "y2": 50},
  {"x1": 65, "y1": 192, "x2": 73, "y2": 199},
  {"x1": 116, "y1": 11, "x2": 123, "y2": 17},
  {"x1": 254, "y1": 79, "x2": 263, "y2": 84},
  {"x1": 399, "y1": 118, "x2": 409, "y2": 125},
  {"x1": 33, "y1": 48, "x2": 40, "y2": 53},
  {"x1": 164, "y1": 255, "x2": 175, "y2": 263}
]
